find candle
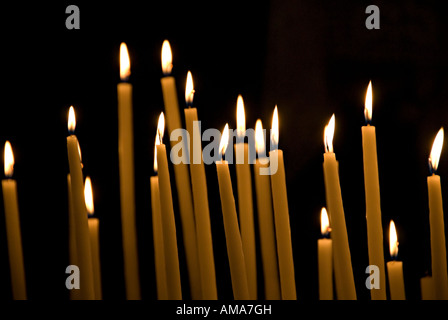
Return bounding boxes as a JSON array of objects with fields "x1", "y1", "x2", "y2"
[
  {"x1": 386, "y1": 220, "x2": 405, "y2": 300},
  {"x1": 117, "y1": 42, "x2": 140, "y2": 300},
  {"x1": 253, "y1": 119, "x2": 281, "y2": 300},
  {"x1": 361, "y1": 81, "x2": 386, "y2": 300},
  {"x1": 322, "y1": 114, "x2": 357, "y2": 300},
  {"x1": 66, "y1": 106, "x2": 95, "y2": 300},
  {"x1": 420, "y1": 275, "x2": 435, "y2": 300},
  {"x1": 216, "y1": 124, "x2": 250, "y2": 300},
  {"x1": 67, "y1": 174, "x2": 80, "y2": 300},
  {"x1": 160, "y1": 40, "x2": 200, "y2": 299},
  {"x1": 156, "y1": 113, "x2": 182, "y2": 300},
  {"x1": 427, "y1": 128, "x2": 448, "y2": 299},
  {"x1": 318, "y1": 207, "x2": 333, "y2": 300},
  {"x1": 234, "y1": 95, "x2": 257, "y2": 299},
  {"x1": 150, "y1": 136, "x2": 168, "y2": 300},
  {"x1": 2, "y1": 141, "x2": 27, "y2": 300},
  {"x1": 184, "y1": 72, "x2": 217, "y2": 299},
  {"x1": 269, "y1": 106, "x2": 296, "y2": 300}
]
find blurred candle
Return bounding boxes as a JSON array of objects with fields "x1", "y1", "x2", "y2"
[
  {"x1": 66, "y1": 106, "x2": 95, "y2": 300},
  {"x1": 318, "y1": 207, "x2": 333, "y2": 300},
  {"x1": 85, "y1": 176, "x2": 102, "y2": 300},
  {"x1": 150, "y1": 134, "x2": 168, "y2": 300},
  {"x1": 269, "y1": 106, "x2": 296, "y2": 300},
  {"x1": 322, "y1": 114, "x2": 357, "y2": 300},
  {"x1": 234, "y1": 95, "x2": 256, "y2": 299},
  {"x1": 216, "y1": 124, "x2": 250, "y2": 300},
  {"x1": 386, "y1": 220, "x2": 405, "y2": 300},
  {"x1": 2, "y1": 141, "x2": 27, "y2": 300},
  {"x1": 427, "y1": 128, "x2": 448, "y2": 299},
  {"x1": 160, "y1": 41, "x2": 200, "y2": 299},
  {"x1": 156, "y1": 113, "x2": 182, "y2": 300},
  {"x1": 361, "y1": 81, "x2": 386, "y2": 300},
  {"x1": 184, "y1": 72, "x2": 217, "y2": 299},
  {"x1": 67, "y1": 174, "x2": 79, "y2": 300},
  {"x1": 253, "y1": 119, "x2": 281, "y2": 300},
  {"x1": 118, "y1": 43, "x2": 140, "y2": 300}
]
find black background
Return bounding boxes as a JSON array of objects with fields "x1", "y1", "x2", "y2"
[{"x1": 0, "y1": 0, "x2": 447, "y2": 308}]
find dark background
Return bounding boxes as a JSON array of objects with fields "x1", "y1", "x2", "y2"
[{"x1": 0, "y1": 0, "x2": 447, "y2": 305}]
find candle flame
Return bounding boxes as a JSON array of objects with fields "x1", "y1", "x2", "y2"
[
  {"x1": 389, "y1": 220, "x2": 398, "y2": 259},
  {"x1": 219, "y1": 123, "x2": 230, "y2": 157},
  {"x1": 324, "y1": 114, "x2": 335, "y2": 153},
  {"x1": 68, "y1": 106, "x2": 76, "y2": 134},
  {"x1": 271, "y1": 106, "x2": 279, "y2": 150},
  {"x1": 255, "y1": 119, "x2": 265, "y2": 155},
  {"x1": 157, "y1": 112, "x2": 165, "y2": 142},
  {"x1": 236, "y1": 95, "x2": 246, "y2": 138},
  {"x1": 84, "y1": 176, "x2": 94, "y2": 215},
  {"x1": 119, "y1": 42, "x2": 131, "y2": 81},
  {"x1": 161, "y1": 40, "x2": 173, "y2": 75},
  {"x1": 429, "y1": 127, "x2": 444, "y2": 173},
  {"x1": 185, "y1": 71, "x2": 195, "y2": 105},
  {"x1": 77, "y1": 140, "x2": 83, "y2": 166},
  {"x1": 4, "y1": 141, "x2": 14, "y2": 178},
  {"x1": 320, "y1": 207, "x2": 330, "y2": 236},
  {"x1": 364, "y1": 81, "x2": 373, "y2": 123},
  {"x1": 154, "y1": 133, "x2": 159, "y2": 173}
]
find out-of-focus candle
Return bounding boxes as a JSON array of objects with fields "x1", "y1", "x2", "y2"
[
  {"x1": 253, "y1": 119, "x2": 281, "y2": 300},
  {"x1": 318, "y1": 207, "x2": 333, "y2": 300},
  {"x1": 156, "y1": 113, "x2": 182, "y2": 300},
  {"x1": 427, "y1": 128, "x2": 448, "y2": 299},
  {"x1": 184, "y1": 72, "x2": 217, "y2": 300},
  {"x1": 151, "y1": 134, "x2": 168, "y2": 300},
  {"x1": 117, "y1": 43, "x2": 140, "y2": 300},
  {"x1": 84, "y1": 176, "x2": 102, "y2": 300},
  {"x1": 234, "y1": 95, "x2": 256, "y2": 299},
  {"x1": 160, "y1": 41, "x2": 200, "y2": 299},
  {"x1": 361, "y1": 81, "x2": 386, "y2": 300},
  {"x1": 67, "y1": 107, "x2": 95, "y2": 300},
  {"x1": 216, "y1": 124, "x2": 250, "y2": 300},
  {"x1": 269, "y1": 107, "x2": 296, "y2": 300},
  {"x1": 2, "y1": 141, "x2": 27, "y2": 300},
  {"x1": 322, "y1": 114, "x2": 357, "y2": 300},
  {"x1": 386, "y1": 220, "x2": 405, "y2": 300}
]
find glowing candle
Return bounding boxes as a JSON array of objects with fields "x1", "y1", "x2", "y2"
[
  {"x1": 361, "y1": 81, "x2": 386, "y2": 300},
  {"x1": 269, "y1": 106, "x2": 296, "y2": 300},
  {"x1": 2, "y1": 141, "x2": 26, "y2": 300},
  {"x1": 253, "y1": 119, "x2": 280, "y2": 300},
  {"x1": 216, "y1": 124, "x2": 250, "y2": 300},
  {"x1": 184, "y1": 72, "x2": 217, "y2": 299},
  {"x1": 160, "y1": 41, "x2": 200, "y2": 299},
  {"x1": 84, "y1": 177, "x2": 102, "y2": 300},
  {"x1": 427, "y1": 128, "x2": 448, "y2": 299},
  {"x1": 66, "y1": 106, "x2": 95, "y2": 300},
  {"x1": 322, "y1": 114, "x2": 357, "y2": 300},
  {"x1": 117, "y1": 43, "x2": 140, "y2": 300},
  {"x1": 386, "y1": 220, "x2": 405, "y2": 300},
  {"x1": 318, "y1": 207, "x2": 333, "y2": 300},
  {"x1": 156, "y1": 113, "x2": 182, "y2": 300}
]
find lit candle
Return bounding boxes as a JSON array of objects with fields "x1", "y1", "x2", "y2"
[
  {"x1": 216, "y1": 124, "x2": 250, "y2": 300},
  {"x1": 184, "y1": 71, "x2": 217, "y2": 299},
  {"x1": 361, "y1": 81, "x2": 386, "y2": 300},
  {"x1": 269, "y1": 106, "x2": 296, "y2": 300},
  {"x1": 386, "y1": 220, "x2": 405, "y2": 300},
  {"x1": 66, "y1": 106, "x2": 95, "y2": 300},
  {"x1": 117, "y1": 42, "x2": 140, "y2": 300},
  {"x1": 253, "y1": 119, "x2": 281, "y2": 300},
  {"x1": 318, "y1": 207, "x2": 333, "y2": 300},
  {"x1": 322, "y1": 114, "x2": 357, "y2": 300},
  {"x1": 156, "y1": 112, "x2": 182, "y2": 300},
  {"x1": 234, "y1": 95, "x2": 256, "y2": 299},
  {"x1": 84, "y1": 176, "x2": 102, "y2": 300},
  {"x1": 427, "y1": 128, "x2": 448, "y2": 299},
  {"x1": 150, "y1": 134, "x2": 168, "y2": 300},
  {"x1": 160, "y1": 40, "x2": 200, "y2": 299},
  {"x1": 2, "y1": 141, "x2": 27, "y2": 300}
]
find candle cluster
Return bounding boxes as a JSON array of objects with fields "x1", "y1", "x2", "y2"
[{"x1": 1, "y1": 41, "x2": 447, "y2": 301}]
